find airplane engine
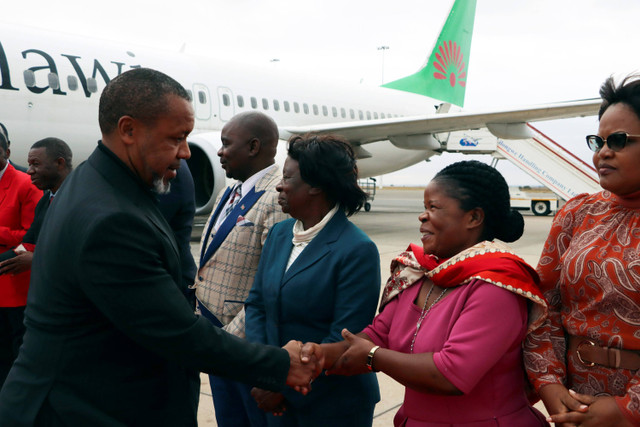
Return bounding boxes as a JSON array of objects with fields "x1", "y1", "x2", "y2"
[{"x1": 186, "y1": 132, "x2": 227, "y2": 215}]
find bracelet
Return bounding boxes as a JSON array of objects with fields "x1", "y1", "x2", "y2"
[{"x1": 366, "y1": 345, "x2": 380, "y2": 372}]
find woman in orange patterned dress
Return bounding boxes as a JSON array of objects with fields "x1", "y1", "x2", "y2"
[{"x1": 525, "y1": 75, "x2": 640, "y2": 426}]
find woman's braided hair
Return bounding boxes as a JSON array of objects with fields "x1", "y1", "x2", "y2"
[{"x1": 433, "y1": 160, "x2": 524, "y2": 243}]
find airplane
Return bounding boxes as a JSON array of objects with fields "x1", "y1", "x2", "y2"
[{"x1": 0, "y1": 0, "x2": 600, "y2": 215}]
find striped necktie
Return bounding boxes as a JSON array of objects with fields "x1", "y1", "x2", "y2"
[{"x1": 224, "y1": 185, "x2": 242, "y2": 218}]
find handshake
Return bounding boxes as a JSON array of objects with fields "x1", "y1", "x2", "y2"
[
  {"x1": 283, "y1": 328, "x2": 373, "y2": 394},
  {"x1": 254, "y1": 329, "x2": 374, "y2": 415},
  {"x1": 282, "y1": 340, "x2": 325, "y2": 395}
]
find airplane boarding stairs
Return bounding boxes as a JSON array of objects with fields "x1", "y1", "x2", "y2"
[{"x1": 442, "y1": 123, "x2": 601, "y2": 201}]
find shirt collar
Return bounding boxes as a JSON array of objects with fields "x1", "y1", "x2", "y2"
[{"x1": 238, "y1": 163, "x2": 276, "y2": 196}]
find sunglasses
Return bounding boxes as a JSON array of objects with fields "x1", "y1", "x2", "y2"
[{"x1": 586, "y1": 132, "x2": 640, "y2": 152}]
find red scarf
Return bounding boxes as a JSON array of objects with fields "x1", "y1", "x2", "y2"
[{"x1": 380, "y1": 241, "x2": 548, "y2": 333}]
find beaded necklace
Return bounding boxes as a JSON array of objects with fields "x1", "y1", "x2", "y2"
[{"x1": 410, "y1": 283, "x2": 448, "y2": 353}]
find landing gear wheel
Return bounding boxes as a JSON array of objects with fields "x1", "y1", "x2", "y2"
[
  {"x1": 364, "y1": 202, "x2": 371, "y2": 212},
  {"x1": 532, "y1": 201, "x2": 551, "y2": 216}
]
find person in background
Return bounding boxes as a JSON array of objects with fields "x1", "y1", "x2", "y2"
[
  {"x1": 318, "y1": 160, "x2": 549, "y2": 426},
  {"x1": 0, "y1": 137, "x2": 72, "y2": 276},
  {"x1": 0, "y1": 123, "x2": 27, "y2": 173},
  {"x1": 157, "y1": 158, "x2": 197, "y2": 308},
  {"x1": 525, "y1": 75, "x2": 640, "y2": 427},
  {"x1": 246, "y1": 134, "x2": 381, "y2": 426},
  {"x1": 196, "y1": 111, "x2": 288, "y2": 427},
  {"x1": 0, "y1": 130, "x2": 42, "y2": 387}
]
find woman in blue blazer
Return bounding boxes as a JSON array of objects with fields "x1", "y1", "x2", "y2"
[{"x1": 246, "y1": 134, "x2": 381, "y2": 426}]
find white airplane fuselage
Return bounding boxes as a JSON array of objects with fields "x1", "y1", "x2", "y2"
[{"x1": 1, "y1": 24, "x2": 444, "y2": 212}]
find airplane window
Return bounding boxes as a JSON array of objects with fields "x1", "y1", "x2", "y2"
[
  {"x1": 340, "y1": 108, "x2": 346, "y2": 118},
  {"x1": 87, "y1": 78, "x2": 98, "y2": 93},
  {"x1": 331, "y1": 107, "x2": 337, "y2": 117},
  {"x1": 313, "y1": 104, "x2": 318, "y2": 115},
  {"x1": 237, "y1": 95, "x2": 244, "y2": 108},
  {"x1": 23, "y1": 70, "x2": 36, "y2": 87},
  {"x1": 47, "y1": 73, "x2": 60, "y2": 91},
  {"x1": 262, "y1": 98, "x2": 269, "y2": 110},
  {"x1": 358, "y1": 110, "x2": 364, "y2": 120},
  {"x1": 322, "y1": 106, "x2": 328, "y2": 116},
  {"x1": 350, "y1": 109, "x2": 355, "y2": 119},
  {"x1": 198, "y1": 91, "x2": 207, "y2": 104},
  {"x1": 303, "y1": 103, "x2": 309, "y2": 114},
  {"x1": 381, "y1": 112, "x2": 386, "y2": 119},
  {"x1": 366, "y1": 111, "x2": 371, "y2": 120},
  {"x1": 294, "y1": 102, "x2": 300, "y2": 113},
  {"x1": 283, "y1": 101, "x2": 290, "y2": 112},
  {"x1": 67, "y1": 76, "x2": 78, "y2": 91},
  {"x1": 373, "y1": 112, "x2": 379, "y2": 119},
  {"x1": 251, "y1": 97, "x2": 257, "y2": 109},
  {"x1": 222, "y1": 94, "x2": 230, "y2": 107},
  {"x1": 273, "y1": 100, "x2": 280, "y2": 111}
]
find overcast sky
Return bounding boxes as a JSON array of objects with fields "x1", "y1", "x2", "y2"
[{"x1": 4, "y1": 0, "x2": 639, "y2": 187}]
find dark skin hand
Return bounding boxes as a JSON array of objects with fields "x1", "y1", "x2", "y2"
[
  {"x1": 283, "y1": 339, "x2": 324, "y2": 395},
  {"x1": 544, "y1": 387, "x2": 633, "y2": 427},
  {"x1": 253, "y1": 340, "x2": 325, "y2": 414},
  {"x1": 250, "y1": 388, "x2": 286, "y2": 416},
  {"x1": 0, "y1": 251, "x2": 33, "y2": 275}
]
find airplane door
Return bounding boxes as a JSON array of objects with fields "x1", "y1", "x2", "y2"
[
  {"x1": 217, "y1": 87, "x2": 235, "y2": 122},
  {"x1": 192, "y1": 84, "x2": 212, "y2": 121}
]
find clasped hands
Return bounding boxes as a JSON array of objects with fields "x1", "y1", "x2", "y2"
[
  {"x1": 254, "y1": 329, "x2": 375, "y2": 415},
  {"x1": 282, "y1": 339, "x2": 324, "y2": 395},
  {"x1": 282, "y1": 329, "x2": 372, "y2": 394},
  {"x1": 540, "y1": 383, "x2": 634, "y2": 427},
  {"x1": 252, "y1": 339, "x2": 324, "y2": 416}
]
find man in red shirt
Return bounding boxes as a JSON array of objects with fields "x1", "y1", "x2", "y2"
[{"x1": 0, "y1": 130, "x2": 42, "y2": 387}]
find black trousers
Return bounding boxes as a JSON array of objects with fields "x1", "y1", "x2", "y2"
[{"x1": 0, "y1": 306, "x2": 26, "y2": 390}]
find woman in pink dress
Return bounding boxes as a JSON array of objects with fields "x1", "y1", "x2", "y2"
[{"x1": 318, "y1": 160, "x2": 549, "y2": 426}]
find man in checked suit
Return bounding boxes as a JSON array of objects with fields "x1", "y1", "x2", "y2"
[{"x1": 196, "y1": 111, "x2": 288, "y2": 427}]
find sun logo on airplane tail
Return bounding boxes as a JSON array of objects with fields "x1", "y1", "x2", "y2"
[{"x1": 433, "y1": 41, "x2": 467, "y2": 87}]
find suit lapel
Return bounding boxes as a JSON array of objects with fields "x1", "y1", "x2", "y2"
[
  {"x1": 198, "y1": 165, "x2": 281, "y2": 268},
  {"x1": 199, "y1": 187, "x2": 265, "y2": 269},
  {"x1": 199, "y1": 186, "x2": 232, "y2": 263},
  {"x1": 281, "y1": 210, "x2": 347, "y2": 287}
]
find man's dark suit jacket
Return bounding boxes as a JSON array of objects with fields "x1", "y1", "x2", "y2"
[
  {"x1": 0, "y1": 143, "x2": 289, "y2": 426},
  {"x1": 157, "y1": 159, "x2": 197, "y2": 307}
]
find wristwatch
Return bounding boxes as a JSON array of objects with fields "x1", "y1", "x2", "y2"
[{"x1": 366, "y1": 345, "x2": 381, "y2": 372}]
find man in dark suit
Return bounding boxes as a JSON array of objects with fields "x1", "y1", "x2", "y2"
[{"x1": 0, "y1": 68, "x2": 321, "y2": 426}]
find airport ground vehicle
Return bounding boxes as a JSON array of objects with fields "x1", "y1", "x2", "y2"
[
  {"x1": 358, "y1": 178, "x2": 377, "y2": 212},
  {"x1": 510, "y1": 187, "x2": 559, "y2": 216}
]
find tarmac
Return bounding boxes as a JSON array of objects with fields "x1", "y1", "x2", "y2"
[{"x1": 191, "y1": 188, "x2": 554, "y2": 426}]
